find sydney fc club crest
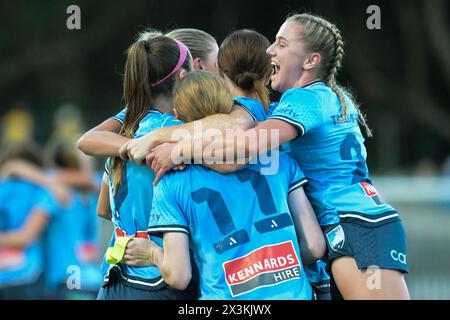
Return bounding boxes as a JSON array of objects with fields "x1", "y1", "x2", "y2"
[{"x1": 326, "y1": 225, "x2": 345, "y2": 252}]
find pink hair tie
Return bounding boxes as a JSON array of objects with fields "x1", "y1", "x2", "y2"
[{"x1": 150, "y1": 40, "x2": 189, "y2": 87}]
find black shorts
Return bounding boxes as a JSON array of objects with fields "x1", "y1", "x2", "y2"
[
  {"x1": 323, "y1": 219, "x2": 409, "y2": 273},
  {"x1": 96, "y1": 267, "x2": 198, "y2": 300}
]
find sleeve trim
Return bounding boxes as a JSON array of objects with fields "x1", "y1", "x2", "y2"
[
  {"x1": 234, "y1": 103, "x2": 257, "y2": 122},
  {"x1": 104, "y1": 162, "x2": 110, "y2": 176},
  {"x1": 288, "y1": 178, "x2": 308, "y2": 193},
  {"x1": 268, "y1": 115, "x2": 305, "y2": 137},
  {"x1": 148, "y1": 225, "x2": 189, "y2": 235},
  {"x1": 111, "y1": 116, "x2": 124, "y2": 124},
  {"x1": 160, "y1": 116, "x2": 171, "y2": 128}
]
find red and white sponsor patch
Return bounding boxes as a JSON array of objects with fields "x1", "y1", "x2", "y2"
[
  {"x1": 77, "y1": 243, "x2": 101, "y2": 263},
  {"x1": 222, "y1": 241, "x2": 301, "y2": 297},
  {"x1": 359, "y1": 182, "x2": 378, "y2": 197},
  {"x1": 0, "y1": 248, "x2": 25, "y2": 269}
]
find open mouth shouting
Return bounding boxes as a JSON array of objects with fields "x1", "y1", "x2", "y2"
[{"x1": 271, "y1": 61, "x2": 280, "y2": 80}]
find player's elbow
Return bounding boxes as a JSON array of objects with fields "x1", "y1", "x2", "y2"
[
  {"x1": 76, "y1": 133, "x2": 89, "y2": 154},
  {"x1": 307, "y1": 236, "x2": 326, "y2": 261},
  {"x1": 96, "y1": 208, "x2": 111, "y2": 221},
  {"x1": 162, "y1": 267, "x2": 192, "y2": 290},
  {"x1": 77, "y1": 131, "x2": 98, "y2": 156}
]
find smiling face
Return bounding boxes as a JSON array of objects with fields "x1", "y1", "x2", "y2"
[{"x1": 267, "y1": 20, "x2": 314, "y2": 93}]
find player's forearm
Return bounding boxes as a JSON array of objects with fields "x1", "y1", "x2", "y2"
[
  {"x1": 297, "y1": 216, "x2": 326, "y2": 265},
  {"x1": 77, "y1": 131, "x2": 129, "y2": 157},
  {"x1": 150, "y1": 113, "x2": 245, "y2": 145},
  {"x1": 1, "y1": 160, "x2": 51, "y2": 188},
  {"x1": 0, "y1": 232, "x2": 33, "y2": 249},
  {"x1": 179, "y1": 128, "x2": 259, "y2": 164},
  {"x1": 151, "y1": 244, "x2": 191, "y2": 290},
  {"x1": 55, "y1": 170, "x2": 97, "y2": 191},
  {"x1": 288, "y1": 189, "x2": 326, "y2": 266}
]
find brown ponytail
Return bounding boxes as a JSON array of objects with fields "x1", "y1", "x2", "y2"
[
  {"x1": 218, "y1": 29, "x2": 272, "y2": 110},
  {"x1": 110, "y1": 36, "x2": 192, "y2": 193}
]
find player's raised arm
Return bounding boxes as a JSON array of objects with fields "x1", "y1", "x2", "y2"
[
  {"x1": 125, "y1": 106, "x2": 255, "y2": 164},
  {"x1": 1, "y1": 159, "x2": 71, "y2": 205},
  {"x1": 77, "y1": 116, "x2": 128, "y2": 157}
]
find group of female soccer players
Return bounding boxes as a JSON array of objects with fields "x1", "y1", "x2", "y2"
[
  {"x1": 77, "y1": 13, "x2": 410, "y2": 300},
  {"x1": 0, "y1": 140, "x2": 103, "y2": 299}
]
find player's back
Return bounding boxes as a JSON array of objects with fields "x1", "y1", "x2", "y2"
[
  {"x1": 0, "y1": 178, "x2": 54, "y2": 287},
  {"x1": 43, "y1": 189, "x2": 102, "y2": 293},
  {"x1": 149, "y1": 152, "x2": 313, "y2": 300},
  {"x1": 103, "y1": 109, "x2": 182, "y2": 289}
]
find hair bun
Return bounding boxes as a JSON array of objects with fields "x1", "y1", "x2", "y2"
[{"x1": 235, "y1": 72, "x2": 256, "y2": 91}]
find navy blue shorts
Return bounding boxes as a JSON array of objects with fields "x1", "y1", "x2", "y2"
[
  {"x1": 323, "y1": 219, "x2": 409, "y2": 273},
  {"x1": 96, "y1": 268, "x2": 198, "y2": 300},
  {"x1": 311, "y1": 281, "x2": 331, "y2": 300},
  {"x1": 0, "y1": 275, "x2": 44, "y2": 300}
]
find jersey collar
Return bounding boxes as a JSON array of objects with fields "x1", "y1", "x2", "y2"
[{"x1": 301, "y1": 80, "x2": 326, "y2": 88}]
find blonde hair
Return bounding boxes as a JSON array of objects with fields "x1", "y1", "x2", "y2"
[
  {"x1": 173, "y1": 71, "x2": 233, "y2": 122},
  {"x1": 287, "y1": 13, "x2": 372, "y2": 137},
  {"x1": 166, "y1": 28, "x2": 217, "y2": 62}
]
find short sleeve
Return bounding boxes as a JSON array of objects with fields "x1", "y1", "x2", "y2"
[
  {"x1": 161, "y1": 116, "x2": 183, "y2": 128},
  {"x1": 269, "y1": 88, "x2": 322, "y2": 136},
  {"x1": 267, "y1": 102, "x2": 279, "y2": 117},
  {"x1": 147, "y1": 174, "x2": 189, "y2": 237},
  {"x1": 233, "y1": 97, "x2": 267, "y2": 122},
  {"x1": 33, "y1": 188, "x2": 60, "y2": 218},
  {"x1": 284, "y1": 154, "x2": 308, "y2": 193},
  {"x1": 112, "y1": 107, "x2": 127, "y2": 124}
]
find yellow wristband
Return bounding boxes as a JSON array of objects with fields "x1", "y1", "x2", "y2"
[{"x1": 105, "y1": 236, "x2": 132, "y2": 265}]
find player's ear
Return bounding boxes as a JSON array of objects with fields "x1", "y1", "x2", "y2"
[
  {"x1": 193, "y1": 57, "x2": 203, "y2": 71},
  {"x1": 173, "y1": 108, "x2": 180, "y2": 119},
  {"x1": 178, "y1": 68, "x2": 188, "y2": 81},
  {"x1": 303, "y1": 52, "x2": 321, "y2": 70}
]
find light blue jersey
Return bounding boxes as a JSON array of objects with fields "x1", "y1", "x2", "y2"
[
  {"x1": 0, "y1": 178, "x2": 58, "y2": 288},
  {"x1": 233, "y1": 97, "x2": 267, "y2": 123},
  {"x1": 112, "y1": 107, "x2": 126, "y2": 124},
  {"x1": 235, "y1": 97, "x2": 331, "y2": 290},
  {"x1": 148, "y1": 152, "x2": 313, "y2": 300},
  {"x1": 102, "y1": 109, "x2": 182, "y2": 290},
  {"x1": 269, "y1": 81, "x2": 398, "y2": 226},
  {"x1": 44, "y1": 190, "x2": 103, "y2": 292}
]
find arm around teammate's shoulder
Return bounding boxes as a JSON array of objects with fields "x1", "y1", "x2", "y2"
[{"x1": 77, "y1": 117, "x2": 128, "y2": 157}]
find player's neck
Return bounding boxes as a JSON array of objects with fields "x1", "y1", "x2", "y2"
[
  {"x1": 292, "y1": 72, "x2": 321, "y2": 89},
  {"x1": 230, "y1": 85, "x2": 258, "y2": 101},
  {"x1": 153, "y1": 95, "x2": 173, "y2": 115}
]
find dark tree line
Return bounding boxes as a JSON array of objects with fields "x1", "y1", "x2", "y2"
[{"x1": 0, "y1": 0, "x2": 448, "y2": 173}]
